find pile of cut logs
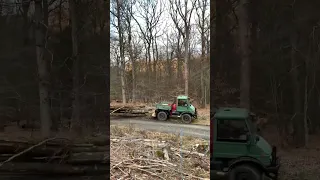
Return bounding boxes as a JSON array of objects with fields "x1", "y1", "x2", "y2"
[
  {"x1": 0, "y1": 138, "x2": 109, "y2": 177},
  {"x1": 110, "y1": 104, "x2": 154, "y2": 117}
]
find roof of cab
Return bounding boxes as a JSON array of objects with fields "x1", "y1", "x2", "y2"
[
  {"x1": 214, "y1": 107, "x2": 249, "y2": 119},
  {"x1": 177, "y1": 95, "x2": 188, "y2": 99}
]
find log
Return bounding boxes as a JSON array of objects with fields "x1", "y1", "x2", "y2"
[
  {"x1": 67, "y1": 152, "x2": 108, "y2": 164},
  {"x1": 0, "y1": 139, "x2": 109, "y2": 163},
  {"x1": 110, "y1": 105, "x2": 153, "y2": 116},
  {"x1": 0, "y1": 162, "x2": 109, "y2": 175}
]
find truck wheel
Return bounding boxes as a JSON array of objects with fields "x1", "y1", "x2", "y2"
[
  {"x1": 157, "y1": 111, "x2": 168, "y2": 121},
  {"x1": 181, "y1": 114, "x2": 192, "y2": 124},
  {"x1": 228, "y1": 165, "x2": 262, "y2": 180}
]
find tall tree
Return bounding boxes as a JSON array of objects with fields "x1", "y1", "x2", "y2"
[
  {"x1": 34, "y1": 0, "x2": 51, "y2": 137},
  {"x1": 69, "y1": 0, "x2": 81, "y2": 132},
  {"x1": 131, "y1": 0, "x2": 163, "y2": 99},
  {"x1": 238, "y1": 0, "x2": 250, "y2": 109},
  {"x1": 169, "y1": 0, "x2": 197, "y2": 96},
  {"x1": 196, "y1": 0, "x2": 209, "y2": 108},
  {"x1": 124, "y1": 0, "x2": 136, "y2": 102}
]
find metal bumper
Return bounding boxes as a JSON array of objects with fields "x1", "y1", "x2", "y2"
[
  {"x1": 194, "y1": 108, "x2": 198, "y2": 119},
  {"x1": 266, "y1": 157, "x2": 280, "y2": 173},
  {"x1": 266, "y1": 146, "x2": 280, "y2": 179}
]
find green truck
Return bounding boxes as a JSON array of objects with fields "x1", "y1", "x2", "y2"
[
  {"x1": 152, "y1": 95, "x2": 197, "y2": 124},
  {"x1": 211, "y1": 107, "x2": 280, "y2": 180}
]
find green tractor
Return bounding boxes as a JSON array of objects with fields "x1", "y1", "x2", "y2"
[
  {"x1": 211, "y1": 107, "x2": 280, "y2": 180},
  {"x1": 152, "y1": 95, "x2": 197, "y2": 124}
]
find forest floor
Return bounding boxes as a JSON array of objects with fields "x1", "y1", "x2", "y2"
[
  {"x1": 262, "y1": 126, "x2": 320, "y2": 180},
  {"x1": 110, "y1": 125, "x2": 210, "y2": 180},
  {"x1": 193, "y1": 107, "x2": 210, "y2": 126}
]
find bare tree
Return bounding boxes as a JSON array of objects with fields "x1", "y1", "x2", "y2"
[
  {"x1": 124, "y1": 0, "x2": 136, "y2": 101},
  {"x1": 169, "y1": 0, "x2": 197, "y2": 96},
  {"x1": 110, "y1": 0, "x2": 210, "y2": 104},
  {"x1": 195, "y1": 0, "x2": 209, "y2": 107},
  {"x1": 111, "y1": 0, "x2": 127, "y2": 103},
  {"x1": 34, "y1": 0, "x2": 51, "y2": 137},
  {"x1": 238, "y1": 0, "x2": 250, "y2": 109},
  {"x1": 69, "y1": 0, "x2": 81, "y2": 132},
  {"x1": 131, "y1": 0, "x2": 164, "y2": 98}
]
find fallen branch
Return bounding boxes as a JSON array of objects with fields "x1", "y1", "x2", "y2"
[
  {"x1": 171, "y1": 147, "x2": 206, "y2": 157},
  {"x1": 110, "y1": 106, "x2": 124, "y2": 114},
  {"x1": 0, "y1": 137, "x2": 58, "y2": 167}
]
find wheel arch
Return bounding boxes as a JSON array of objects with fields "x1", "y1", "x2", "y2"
[
  {"x1": 228, "y1": 156, "x2": 265, "y2": 173},
  {"x1": 156, "y1": 109, "x2": 170, "y2": 116},
  {"x1": 181, "y1": 112, "x2": 192, "y2": 116}
]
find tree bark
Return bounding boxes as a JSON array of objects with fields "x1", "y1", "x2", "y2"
[
  {"x1": 290, "y1": 32, "x2": 305, "y2": 147},
  {"x1": 116, "y1": 0, "x2": 126, "y2": 104},
  {"x1": 69, "y1": 0, "x2": 81, "y2": 133},
  {"x1": 35, "y1": 0, "x2": 51, "y2": 137},
  {"x1": 128, "y1": 26, "x2": 136, "y2": 102},
  {"x1": 238, "y1": 0, "x2": 251, "y2": 110}
]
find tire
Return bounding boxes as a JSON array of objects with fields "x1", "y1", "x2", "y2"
[
  {"x1": 181, "y1": 114, "x2": 192, "y2": 124},
  {"x1": 228, "y1": 165, "x2": 262, "y2": 180},
  {"x1": 157, "y1": 111, "x2": 168, "y2": 121}
]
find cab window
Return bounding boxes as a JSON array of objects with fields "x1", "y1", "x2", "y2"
[
  {"x1": 178, "y1": 99, "x2": 188, "y2": 106},
  {"x1": 216, "y1": 119, "x2": 249, "y2": 142}
]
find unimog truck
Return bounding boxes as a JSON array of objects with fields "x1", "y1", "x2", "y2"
[
  {"x1": 211, "y1": 107, "x2": 280, "y2": 180},
  {"x1": 152, "y1": 95, "x2": 197, "y2": 124}
]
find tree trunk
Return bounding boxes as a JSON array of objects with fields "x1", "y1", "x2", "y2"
[
  {"x1": 238, "y1": 0, "x2": 251, "y2": 110},
  {"x1": 59, "y1": 0, "x2": 63, "y2": 33},
  {"x1": 177, "y1": 33, "x2": 182, "y2": 88},
  {"x1": 152, "y1": 39, "x2": 157, "y2": 92},
  {"x1": 200, "y1": 16, "x2": 206, "y2": 108},
  {"x1": 69, "y1": 0, "x2": 81, "y2": 133},
  {"x1": 35, "y1": 0, "x2": 51, "y2": 137},
  {"x1": 116, "y1": 0, "x2": 126, "y2": 104},
  {"x1": 22, "y1": 0, "x2": 31, "y2": 45},
  {"x1": 290, "y1": 32, "x2": 305, "y2": 147},
  {"x1": 166, "y1": 34, "x2": 172, "y2": 87},
  {"x1": 184, "y1": 28, "x2": 189, "y2": 96},
  {"x1": 128, "y1": 25, "x2": 135, "y2": 102}
]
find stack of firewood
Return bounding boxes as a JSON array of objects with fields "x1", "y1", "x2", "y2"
[{"x1": 0, "y1": 138, "x2": 109, "y2": 176}]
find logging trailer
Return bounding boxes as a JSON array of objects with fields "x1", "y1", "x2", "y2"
[{"x1": 211, "y1": 107, "x2": 280, "y2": 180}]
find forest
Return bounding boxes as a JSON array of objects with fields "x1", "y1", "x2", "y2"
[
  {"x1": 213, "y1": 0, "x2": 320, "y2": 178},
  {"x1": 0, "y1": 0, "x2": 108, "y2": 137},
  {"x1": 0, "y1": 1, "x2": 109, "y2": 177},
  {"x1": 110, "y1": 0, "x2": 210, "y2": 107}
]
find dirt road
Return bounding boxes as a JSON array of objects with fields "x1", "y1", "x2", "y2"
[{"x1": 110, "y1": 117, "x2": 210, "y2": 140}]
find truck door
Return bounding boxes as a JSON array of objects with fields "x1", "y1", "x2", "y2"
[
  {"x1": 213, "y1": 119, "x2": 251, "y2": 159},
  {"x1": 176, "y1": 99, "x2": 188, "y2": 112}
]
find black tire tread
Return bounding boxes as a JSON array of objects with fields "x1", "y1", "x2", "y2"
[
  {"x1": 228, "y1": 164, "x2": 262, "y2": 180},
  {"x1": 157, "y1": 111, "x2": 168, "y2": 121}
]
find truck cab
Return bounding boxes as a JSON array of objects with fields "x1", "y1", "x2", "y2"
[
  {"x1": 154, "y1": 95, "x2": 197, "y2": 124},
  {"x1": 211, "y1": 108, "x2": 280, "y2": 180}
]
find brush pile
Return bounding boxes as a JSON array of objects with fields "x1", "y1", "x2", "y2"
[{"x1": 110, "y1": 125, "x2": 210, "y2": 180}]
